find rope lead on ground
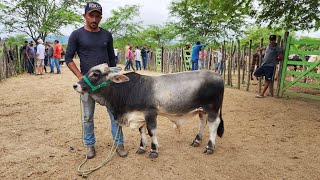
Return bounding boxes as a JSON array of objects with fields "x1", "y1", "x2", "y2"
[{"x1": 77, "y1": 95, "x2": 120, "y2": 177}]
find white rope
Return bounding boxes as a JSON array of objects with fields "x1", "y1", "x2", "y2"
[{"x1": 77, "y1": 95, "x2": 120, "y2": 178}]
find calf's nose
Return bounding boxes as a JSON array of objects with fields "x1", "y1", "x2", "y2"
[{"x1": 73, "y1": 84, "x2": 78, "y2": 89}]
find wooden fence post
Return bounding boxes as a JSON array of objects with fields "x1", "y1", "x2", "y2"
[
  {"x1": 223, "y1": 41, "x2": 226, "y2": 81},
  {"x1": 258, "y1": 38, "x2": 264, "y2": 93},
  {"x1": 237, "y1": 39, "x2": 241, "y2": 89},
  {"x1": 246, "y1": 40, "x2": 252, "y2": 91},
  {"x1": 242, "y1": 44, "x2": 246, "y2": 84},
  {"x1": 227, "y1": 41, "x2": 233, "y2": 86}
]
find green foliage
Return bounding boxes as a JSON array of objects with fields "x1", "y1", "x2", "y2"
[
  {"x1": 169, "y1": 0, "x2": 251, "y2": 42},
  {"x1": 253, "y1": 0, "x2": 320, "y2": 31},
  {"x1": 4, "y1": 34, "x2": 27, "y2": 47},
  {"x1": 140, "y1": 24, "x2": 178, "y2": 47},
  {"x1": 293, "y1": 36, "x2": 320, "y2": 51},
  {"x1": 239, "y1": 27, "x2": 289, "y2": 49},
  {"x1": 0, "y1": 0, "x2": 85, "y2": 42},
  {"x1": 100, "y1": 5, "x2": 142, "y2": 38}
]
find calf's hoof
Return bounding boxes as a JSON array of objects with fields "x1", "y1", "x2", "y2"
[
  {"x1": 148, "y1": 152, "x2": 158, "y2": 159},
  {"x1": 203, "y1": 148, "x2": 214, "y2": 155},
  {"x1": 136, "y1": 148, "x2": 146, "y2": 154},
  {"x1": 191, "y1": 141, "x2": 200, "y2": 147}
]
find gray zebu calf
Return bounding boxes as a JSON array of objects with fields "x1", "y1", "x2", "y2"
[{"x1": 73, "y1": 64, "x2": 224, "y2": 158}]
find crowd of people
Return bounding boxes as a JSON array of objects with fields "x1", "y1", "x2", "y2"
[
  {"x1": 184, "y1": 41, "x2": 224, "y2": 74},
  {"x1": 123, "y1": 44, "x2": 149, "y2": 71},
  {"x1": 20, "y1": 39, "x2": 64, "y2": 75}
]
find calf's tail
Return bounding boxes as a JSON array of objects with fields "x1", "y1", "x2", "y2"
[{"x1": 217, "y1": 96, "x2": 224, "y2": 138}]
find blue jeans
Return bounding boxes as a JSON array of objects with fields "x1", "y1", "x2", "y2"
[
  {"x1": 215, "y1": 62, "x2": 224, "y2": 75},
  {"x1": 125, "y1": 61, "x2": 135, "y2": 71},
  {"x1": 142, "y1": 56, "x2": 147, "y2": 70},
  {"x1": 198, "y1": 61, "x2": 205, "y2": 69},
  {"x1": 24, "y1": 58, "x2": 32, "y2": 73},
  {"x1": 81, "y1": 93, "x2": 124, "y2": 146},
  {"x1": 136, "y1": 61, "x2": 142, "y2": 70},
  {"x1": 192, "y1": 61, "x2": 198, "y2": 70},
  {"x1": 50, "y1": 58, "x2": 61, "y2": 73}
]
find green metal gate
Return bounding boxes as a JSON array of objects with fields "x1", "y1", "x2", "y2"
[
  {"x1": 155, "y1": 48, "x2": 162, "y2": 72},
  {"x1": 183, "y1": 48, "x2": 192, "y2": 71},
  {"x1": 279, "y1": 36, "x2": 320, "y2": 100}
]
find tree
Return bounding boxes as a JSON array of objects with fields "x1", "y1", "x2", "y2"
[
  {"x1": 140, "y1": 24, "x2": 178, "y2": 46},
  {"x1": 4, "y1": 34, "x2": 27, "y2": 47},
  {"x1": 100, "y1": 5, "x2": 142, "y2": 39},
  {"x1": 253, "y1": 0, "x2": 320, "y2": 31},
  {"x1": 240, "y1": 27, "x2": 289, "y2": 49},
  {"x1": 0, "y1": 0, "x2": 85, "y2": 42},
  {"x1": 169, "y1": 0, "x2": 252, "y2": 42}
]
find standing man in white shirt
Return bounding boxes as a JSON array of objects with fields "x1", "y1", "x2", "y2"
[
  {"x1": 36, "y1": 39, "x2": 46, "y2": 75},
  {"x1": 134, "y1": 46, "x2": 142, "y2": 70},
  {"x1": 215, "y1": 48, "x2": 223, "y2": 75}
]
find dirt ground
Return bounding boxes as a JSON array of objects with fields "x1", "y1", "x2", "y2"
[{"x1": 0, "y1": 63, "x2": 319, "y2": 180}]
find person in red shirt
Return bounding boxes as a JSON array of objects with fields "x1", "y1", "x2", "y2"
[
  {"x1": 124, "y1": 45, "x2": 135, "y2": 71},
  {"x1": 53, "y1": 40, "x2": 62, "y2": 74}
]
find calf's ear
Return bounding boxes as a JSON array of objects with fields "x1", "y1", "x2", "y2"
[{"x1": 109, "y1": 74, "x2": 130, "y2": 83}]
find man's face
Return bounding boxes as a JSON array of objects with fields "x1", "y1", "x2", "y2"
[
  {"x1": 269, "y1": 39, "x2": 276, "y2": 46},
  {"x1": 83, "y1": 11, "x2": 102, "y2": 29}
]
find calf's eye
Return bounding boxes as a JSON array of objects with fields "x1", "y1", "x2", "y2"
[{"x1": 92, "y1": 72, "x2": 99, "y2": 77}]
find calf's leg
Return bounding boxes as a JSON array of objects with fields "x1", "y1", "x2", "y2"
[
  {"x1": 191, "y1": 112, "x2": 207, "y2": 147},
  {"x1": 145, "y1": 110, "x2": 159, "y2": 159},
  {"x1": 204, "y1": 112, "x2": 221, "y2": 154},
  {"x1": 136, "y1": 124, "x2": 147, "y2": 154}
]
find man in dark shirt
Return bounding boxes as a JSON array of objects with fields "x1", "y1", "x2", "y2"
[
  {"x1": 254, "y1": 35, "x2": 283, "y2": 98},
  {"x1": 65, "y1": 2, "x2": 127, "y2": 159},
  {"x1": 141, "y1": 45, "x2": 149, "y2": 70},
  {"x1": 21, "y1": 41, "x2": 32, "y2": 74}
]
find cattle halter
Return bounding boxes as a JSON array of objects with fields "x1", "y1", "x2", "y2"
[{"x1": 83, "y1": 75, "x2": 111, "y2": 93}]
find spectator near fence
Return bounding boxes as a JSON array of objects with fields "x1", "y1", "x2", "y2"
[
  {"x1": 114, "y1": 48, "x2": 119, "y2": 65},
  {"x1": 215, "y1": 48, "x2": 224, "y2": 75},
  {"x1": 28, "y1": 41, "x2": 36, "y2": 74},
  {"x1": 20, "y1": 41, "x2": 32, "y2": 74},
  {"x1": 35, "y1": 39, "x2": 45, "y2": 75},
  {"x1": 198, "y1": 46, "x2": 207, "y2": 70},
  {"x1": 191, "y1": 41, "x2": 206, "y2": 70},
  {"x1": 125, "y1": 45, "x2": 135, "y2": 71},
  {"x1": 254, "y1": 35, "x2": 283, "y2": 98},
  {"x1": 134, "y1": 46, "x2": 142, "y2": 70},
  {"x1": 47, "y1": 42, "x2": 54, "y2": 73},
  {"x1": 53, "y1": 40, "x2": 62, "y2": 74},
  {"x1": 141, "y1": 44, "x2": 149, "y2": 70}
]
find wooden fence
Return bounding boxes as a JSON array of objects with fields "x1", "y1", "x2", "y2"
[
  {"x1": 0, "y1": 42, "x2": 25, "y2": 81},
  {"x1": 116, "y1": 33, "x2": 320, "y2": 99}
]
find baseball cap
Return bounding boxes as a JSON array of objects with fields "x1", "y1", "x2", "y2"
[
  {"x1": 85, "y1": 2, "x2": 102, "y2": 14},
  {"x1": 186, "y1": 42, "x2": 190, "y2": 45},
  {"x1": 269, "y1": 35, "x2": 276, "y2": 41},
  {"x1": 37, "y1": 39, "x2": 43, "y2": 44}
]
